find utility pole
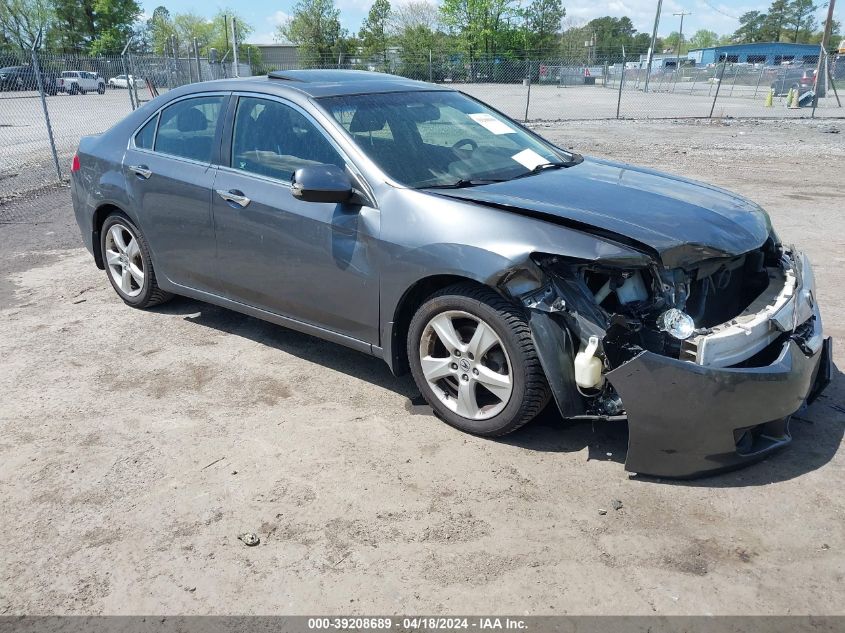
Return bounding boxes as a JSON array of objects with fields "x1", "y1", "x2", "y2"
[
  {"x1": 644, "y1": 0, "x2": 663, "y2": 93},
  {"x1": 223, "y1": 15, "x2": 229, "y2": 52},
  {"x1": 673, "y1": 11, "x2": 691, "y2": 71},
  {"x1": 811, "y1": 0, "x2": 836, "y2": 116}
]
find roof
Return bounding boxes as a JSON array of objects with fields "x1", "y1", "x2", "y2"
[
  {"x1": 266, "y1": 69, "x2": 443, "y2": 97},
  {"x1": 688, "y1": 42, "x2": 820, "y2": 53}
]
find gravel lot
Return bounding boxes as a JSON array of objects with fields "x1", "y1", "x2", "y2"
[{"x1": 1, "y1": 118, "x2": 843, "y2": 616}]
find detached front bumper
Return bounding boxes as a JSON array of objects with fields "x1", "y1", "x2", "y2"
[{"x1": 608, "y1": 333, "x2": 831, "y2": 478}]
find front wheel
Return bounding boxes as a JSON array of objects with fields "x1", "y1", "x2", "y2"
[
  {"x1": 100, "y1": 214, "x2": 172, "y2": 309},
  {"x1": 97, "y1": 84, "x2": 105, "y2": 94},
  {"x1": 408, "y1": 283, "x2": 550, "y2": 436}
]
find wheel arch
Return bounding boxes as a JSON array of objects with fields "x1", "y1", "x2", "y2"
[
  {"x1": 386, "y1": 274, "x2": 505, "y2": 376},
  {"x1": 91, "y1": 202, "x2": 129, "y2": 269}
]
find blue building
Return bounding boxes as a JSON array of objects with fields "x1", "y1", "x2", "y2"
[{"x1": 687, "y1": 42, "x2": 820, "y2": 66}]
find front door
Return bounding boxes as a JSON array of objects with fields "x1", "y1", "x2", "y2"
[
  {"x1": 124, "y1": 93, "x2": 228, "y2": 293},
  {"x1": 211, "y1": 95, "x2": 380, "y2": 345}
]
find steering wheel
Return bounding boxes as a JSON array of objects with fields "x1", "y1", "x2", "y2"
[{"x1": 452, "y1": 138, "x2": 478, "y2": 152}]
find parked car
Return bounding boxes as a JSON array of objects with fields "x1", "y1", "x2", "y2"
[
  {"x1": 57, "y1": 71, "x2": 105, "y2": 95},
  {"x1": 69, "y1": 70, "x2": 831, "y2": 478},
  {"x1": 108, "y1": 74, "x2": 135, "y2": 89},
  {"x1": 0, "y1": 65, "x2": 58, "y2": 94},
  {"x1": 770, "y1": 66, "x2": 816, "y2": 96}
]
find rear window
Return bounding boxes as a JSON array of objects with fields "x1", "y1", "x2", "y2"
[{"x1": 135, "y1": 114, "x2": 158, "y2": 150}]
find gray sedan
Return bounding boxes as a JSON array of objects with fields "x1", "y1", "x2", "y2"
[{"x1": 70, "y1": 70, "x2": 831, "y2": 478}]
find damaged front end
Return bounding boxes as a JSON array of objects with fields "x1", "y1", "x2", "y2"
[{"x1": 506, "y1": 240, "x2": 832, "y2": 478}]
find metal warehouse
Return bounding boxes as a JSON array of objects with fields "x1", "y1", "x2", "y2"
[{"x1": 687, "y1": 42, "x2": 820, "y2": 66}]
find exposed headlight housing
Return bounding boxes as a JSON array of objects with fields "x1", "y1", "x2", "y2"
[{"x1": 657, "y1": 308, "x2": 695, "y2": 340}]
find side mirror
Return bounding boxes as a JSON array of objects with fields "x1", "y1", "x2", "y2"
[{"x1": 291, "y1": 164, "x2": 353, "y2": 204}]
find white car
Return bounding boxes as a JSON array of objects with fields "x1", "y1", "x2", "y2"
[
  {"x1": 57, "y1": 71, "x2": 105, "y2": 95},
  {"x1": 108, "y1": 74, "x2": 135, "y2": 89}
]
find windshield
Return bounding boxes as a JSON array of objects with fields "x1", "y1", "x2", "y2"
[{"x1": 318, "y1": 90, "x2": 570, "y2": 188}]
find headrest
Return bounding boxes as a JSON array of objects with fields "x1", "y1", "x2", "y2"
[
  {"x1": 177, "y1": 107, "x2": 208, "y2": 132},
  {"x1": 350, "y1": 107, "x2": 386, "y2": 133}
]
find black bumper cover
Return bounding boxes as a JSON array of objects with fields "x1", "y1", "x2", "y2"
[{"x1": 606, "y1": 336, "x2": 832, "y2": 478}]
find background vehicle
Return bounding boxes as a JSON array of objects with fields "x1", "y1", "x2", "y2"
[
  {"x1": 770, "y1": 65, "x2": 817, "y2": 96},
  {"x1": 108, "y1": 74, "x2": 135, "y2": 89},
  {"x1": 57, "y1": 71, "x2": 105, "y2": 95},
  {"x1": 0, "y1": 65, "x2": 58, "y2": 94}
]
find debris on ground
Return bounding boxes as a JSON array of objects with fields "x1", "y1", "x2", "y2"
[
  {"x1": 238, "y1": 532, "x2": 260, "y2": 547},
  {"x1": 611, "y1": 499, "x2": 623, "y2": 511},
  {"x1": 598, "y1": 509, "x2": 607, "y2": 515}
]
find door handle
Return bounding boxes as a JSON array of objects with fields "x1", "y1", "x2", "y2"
[
  {"x1": 129, "y1": 164, "x2": 152, "y2": 179},
  {"x1": 216, "y1": 188, "x2": 251, "y2": 208}
]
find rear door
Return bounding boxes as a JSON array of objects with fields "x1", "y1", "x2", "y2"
[
  {"x1": 124, "y1": 93, "x2": 229, "y2": 293},
  {"x1": 210, "y1": 94, "x2": 380, "y2": 344}
]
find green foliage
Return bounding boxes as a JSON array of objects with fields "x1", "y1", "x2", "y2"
[
  {"x1": 278, "y1": 0, "x2": 346, "y2": 62},
  {"x1": 521, "y1": 0, "x2": 564, "y2": 51},
  {"x1": 440, "y1": 0, "x2": 518, "y2": 60},
  {"x1": 689, "y1": 29, "x2": 719, "y2": 49},
  {"x1": 733, "y1": 11, "x2": 767, "y2": 43},
  {"x1": 359, "y1": 0, "x2": 391, "y2": 68},
  {"x1": 89, "y1": 0, "x2": 141, "y2": 54},
  {"x1": 0, "y1": 0, "x2": 53, "y2": 50}
]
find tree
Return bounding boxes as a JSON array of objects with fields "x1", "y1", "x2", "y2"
[
  {"x1": 733, "y1": 11, "x2": 767, "y2": 43},
  {"x1": 89, "y1": 0, "x2": 142, "y2": 55},
  {"x1": 389, "y1": 0, "x2": 440, "y2": 32},
  {"x1": 359, "y1": 0, "x2": 392, "y2": 68},
  {"x1": 584, "y1": 16, "x2": 637, "y2": 57},
  {"x1": 148, "y1": 6, "x2": 175, "y2": 54},
  {"x1": 50, "y1": 0, "x2": 96, "y2": 52},
  {"x1": 278, "y1": 0, "x2": 344, "y2": 62},
  {"x1": 0, "y1": 0, "x2": 52, "y2": 50},
  {"x1": 760, "y1": 0, "x2": 790, "y2": 41},
  {"x1": 440, "y1": 0, "x2": 518, "y2": 62},
  {"x1": 689, "y1": 29, "x2": 719, "y2": 49},
  {"x1": 522, "y1": 0, "x2": 564, "y2": 52},
  {"x1": 786, "y1": 0, "x2": 818, "y2": 43}
]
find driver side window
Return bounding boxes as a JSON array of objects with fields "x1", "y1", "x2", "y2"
[{"x1": 231, "y1": 97, "x2": 345, "y2": 182}]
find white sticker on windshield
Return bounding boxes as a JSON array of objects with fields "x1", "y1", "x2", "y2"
[
  {"x1": 469, "y1": 113, "x2": 516, "y2": 135},
  {"x1": 511, "y1": 148, "x2": 547, "y2": 170}
]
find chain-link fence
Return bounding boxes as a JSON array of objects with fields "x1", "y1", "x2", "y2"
[{"x1": 2, "y1": 45, "x2": 843, "y2": 211}]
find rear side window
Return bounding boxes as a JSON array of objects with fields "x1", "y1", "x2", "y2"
[
  {"x1": 135, "y1": 114, "x2": 158, "y2": 150},
  {"x1": 230, "y1": 97, "x2": 345, "y2": 181},
  {"x1": 154, "y1": 95, "x2": 225, "y2": 163}
]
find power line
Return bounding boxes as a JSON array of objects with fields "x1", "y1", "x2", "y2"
[{"x1": 700, "y1": 1, "x2": 740, "y2": 21}]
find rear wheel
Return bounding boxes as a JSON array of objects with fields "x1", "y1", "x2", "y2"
[
  {"x1": 100, "y1": 213, "x2": 172, "y2": 309},
  {"x1": 408, "y1": 283, "x2": 550, "y2": 437},
  {"x1": 97, "y1": 83, "x2": 105, "y2": 94}
]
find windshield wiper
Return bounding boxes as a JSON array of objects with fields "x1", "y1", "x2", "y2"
[
  {"x1": 421, "y1": 178, "x2": 506, "y2": 189},
  {"x1": 510, "y1": 161, "x2": 572, "y2": 180}
]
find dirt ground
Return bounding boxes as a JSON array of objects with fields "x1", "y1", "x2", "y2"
[{"x1": 1, "y1": 118, "x2": 843, "y2": 616}]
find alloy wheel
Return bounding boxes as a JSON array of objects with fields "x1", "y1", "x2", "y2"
[
  {"x1": 418, "y1": 310, "x2": 513, "y2": 420},
  {"x1": 104, "y1": 223, "x2": 145, "y2": 298}
]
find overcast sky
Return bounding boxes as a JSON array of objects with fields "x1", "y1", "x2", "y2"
[{"x1": 140, "y1": 0, "x2": 842, "y2": 46}]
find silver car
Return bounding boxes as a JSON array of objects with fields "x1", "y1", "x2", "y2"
[{"x1": 71, "y1": 70, "x2": 831, "y2": 478}]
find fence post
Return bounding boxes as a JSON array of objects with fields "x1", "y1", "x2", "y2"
[
  {"x1": 616, "y1": 47, "x2": 626, "y2": 119},
  {"x1": 429, "y1": 50, "x2": 433, "y2": 82},
  {"x1": 709, "y1": 61, "x2": 728, "y2": 118},
  {"x1": 194, "y1": 38, "x2": 202, "y2": 81},
  {"x1": 232, "y1": 18, "x2": 240, "y2": 77},
  {"x1": 121, "y1": 39, "x2": 135, "y2": 110},
  {"x1": 128, "y1": 52, "x2": 142, "y2": 106},
  {"x1": 753, "y1": 65, "x2": 765, "y2": 98},
  {"x1": 30, "y1": 48, "x2": 62, "y2": 181},
  {"x1": 524, "y1": 60, "x2": 532, "y2": 122},
  {"x1": 728, "y1": 64, "x2": 740, "y2": 96}
]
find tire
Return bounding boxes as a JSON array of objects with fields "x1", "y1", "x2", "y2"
[
  {"x1": 68, "y1": 85, "x2": 78, "y2": 95},
  {"x1": 97, "y1": 84, "x2": 105, "y2": 94},
  {"x1": 407, "y1": 283, "x2": 550, "y2": 437},
  {"x1": 100, "y1": 213, "x2": 172, "y2": 309},
  {"x1": 80, "y1": 88, "x2": 87, "y2": 95}
]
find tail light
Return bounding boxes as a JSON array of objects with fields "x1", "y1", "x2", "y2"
[{"x1": 71, "y1": 153, "x2": 80, "y2": 173}]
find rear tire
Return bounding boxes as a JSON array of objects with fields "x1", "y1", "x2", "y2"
[
  {"x1": 407, "y1": 283, "x2": 550, "y2": 437},
  {"x1": 100, "y1": 213, "x2": 172, "y2": 309},
  {"x1": 97, "y1": 84, "x2": 105, "y2": 94}
]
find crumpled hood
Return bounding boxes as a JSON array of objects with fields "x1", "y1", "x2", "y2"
[{"x1": 432, "y1": 157, "x2": 772, "y2": 269}]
